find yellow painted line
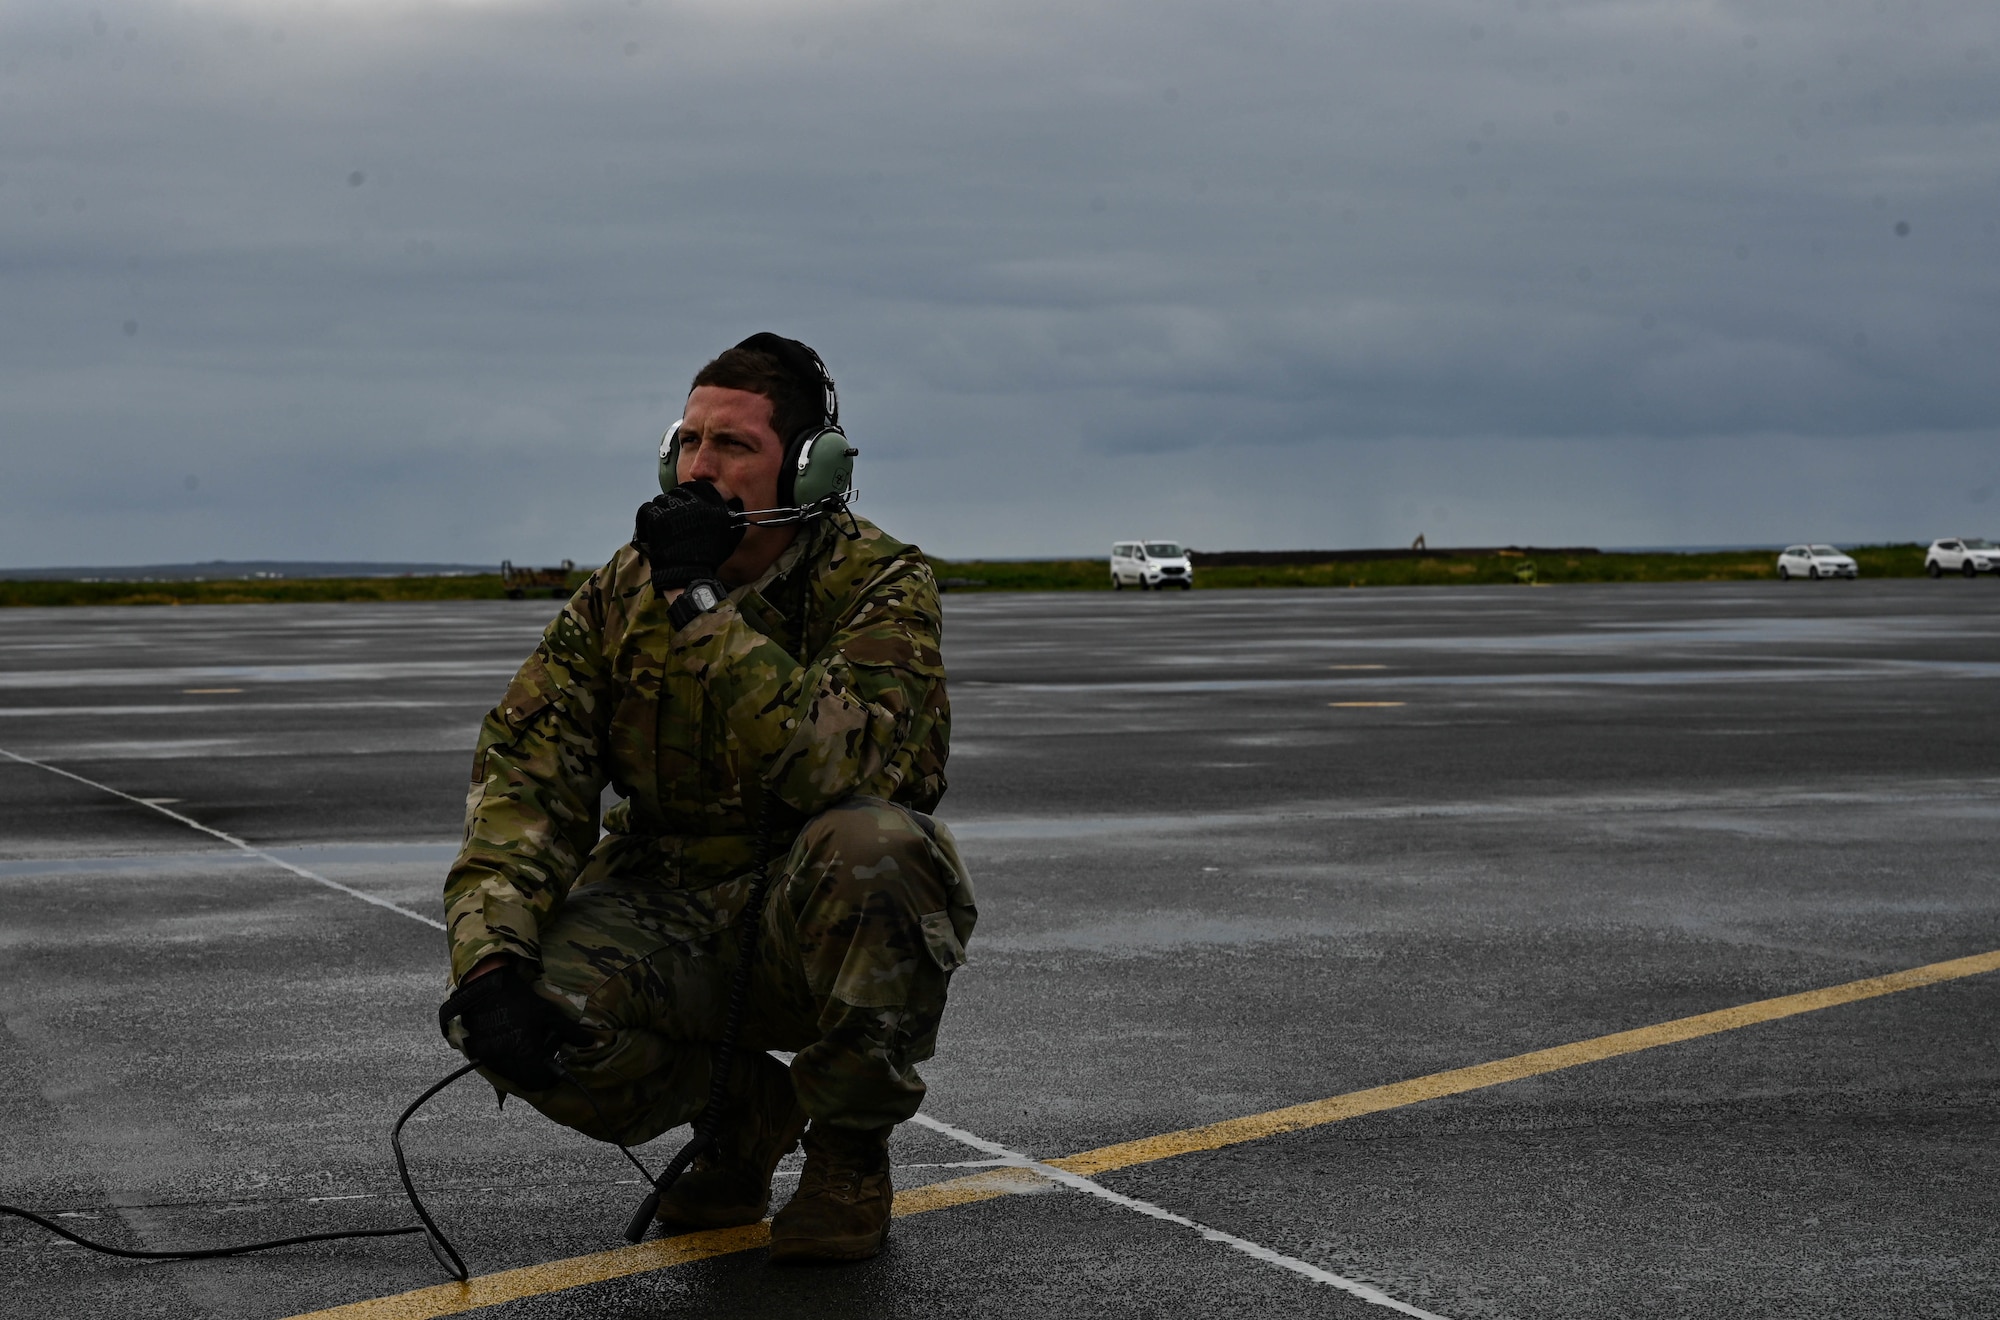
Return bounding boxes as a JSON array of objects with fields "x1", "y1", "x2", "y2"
[
  {"x1": 285, "y1": 1169, "x2": 1034, "y2": 1320},
  {"x1": 890, "y1": 1165, "x2": 1044, "y2": 1214},
  {"x1": 287, "y1": 946, "x2": 2000, "y2": 1320},
  {"x1": 1330, "y1": 701, "x2": 1405, "y2": 708},
  {"x1": 287, "y1": 1222, "x2": 770, "y2": 1320},
  {"x1": 1330, "y1": 664, "x2": 1391, "y2": 670},
  {"x1": 1049, "y1": 946, "x2": 2000, "y2": 1176},
  {"x1": 182, "y1": 687, "x2": 244, "y2": 694}
]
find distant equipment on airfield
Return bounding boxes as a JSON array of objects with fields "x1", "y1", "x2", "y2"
[{"x1": 500, "y1": 559, "x2": 576, "y2": 600}]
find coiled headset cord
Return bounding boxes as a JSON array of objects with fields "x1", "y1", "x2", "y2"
[{"x1": 619, "y1": 794, "x2": 778, "y2": 1241}]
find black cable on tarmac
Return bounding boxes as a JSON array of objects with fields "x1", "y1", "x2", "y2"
[
  {"x1": 2, "y1": 1060, "x2": 479, "y2": 1281},
  {"x1": 5, "y1": 610, "x2": 803, "y2": 1273}
]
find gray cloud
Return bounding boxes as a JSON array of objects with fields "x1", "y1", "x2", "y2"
[{"x1": 2, "y1": 0, "x2": 1996, "y2": 564}]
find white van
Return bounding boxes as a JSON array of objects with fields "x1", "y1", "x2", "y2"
[{"x1": 1110, "y1": 540, "x2": 1194, "y2": 590}]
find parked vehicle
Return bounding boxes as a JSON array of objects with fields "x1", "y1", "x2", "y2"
[
  {"x1": 1925, "y1": 539, "x2": 2000, "y2": 578},
  {"x1": 1776, "y1": 545, "x2": 1858, "y2": 580},
  {"x1": 1110, "y1": 540, "x2": 1194, "y2": 590}
]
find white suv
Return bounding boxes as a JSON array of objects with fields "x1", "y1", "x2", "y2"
[
  {"x1": 1926, "y1": 538, "x2": 2000, "y2": 578},
  {"x1": 1110, "y1": 540, "x2": 1194, "y2": 590},
  {"x1": 1776, "y1": 545, "x2": 1858, "y2": 580}
]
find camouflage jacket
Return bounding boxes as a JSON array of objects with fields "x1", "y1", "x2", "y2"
[{"x1": 443, "y1": 516, "x2": 950, "y2": 982}]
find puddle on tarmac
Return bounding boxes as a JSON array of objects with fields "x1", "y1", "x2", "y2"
[
  {"x1": 977, "y1": 910, "x2": 1359, "y2": 954},
  {"x1": 991, "y1": 660, "x2": 2000, "y2": 695},
  {"x1": 946, "y1": 813, "x2": 1263, "y2": 841},
  {"x1": 0, "y1": 660, "x2": 516, "y2": 690},
  {"x1": 0, "y1": 841, "x2": 459, "y2": 880},
  {"x1": 942, "y1": 783, "x2": 2000, "y2": 845}
]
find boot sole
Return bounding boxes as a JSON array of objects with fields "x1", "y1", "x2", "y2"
[
  {"x1": 653, "y1": 1202, "x2": 770, "y2": 1234},
  {"x1": 766, "y1": 1225, "x2": 888, "y2": 1264}
]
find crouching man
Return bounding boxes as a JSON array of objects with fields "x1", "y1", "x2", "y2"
[{"x1": 438, "y1": 334, "x2": 975, "y2": 1262}]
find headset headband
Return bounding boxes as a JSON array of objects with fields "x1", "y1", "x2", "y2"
[
  {"x1": 660, "y1": 332, "x2": 858, "y2": 527},
  {"x1": 731, "y1": 332, "x2": 839, "y2": 433}
]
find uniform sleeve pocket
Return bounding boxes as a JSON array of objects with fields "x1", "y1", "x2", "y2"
[
  {"x1": 842, "y1": 631, "x2": 944, "y2": 677},
  {"x1": 496, "y1": 655, "x2": 557, "y2": 734},
  {"x1": 919, "y1": 909, "x2": 967, "y2": 974}
]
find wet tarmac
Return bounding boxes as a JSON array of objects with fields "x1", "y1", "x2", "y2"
[{"x1": 3, "y1": 580, "x2": 1999, "y2": 1319}]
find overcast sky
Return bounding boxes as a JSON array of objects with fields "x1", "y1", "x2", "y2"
[{"x1": 3, "y1": 0, "x2": 1995, "y2": 567}]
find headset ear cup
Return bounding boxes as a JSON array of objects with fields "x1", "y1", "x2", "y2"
[
  {"x1": 658, "y1": 421, "x2": 683, "y2": 496},
  {"x1": 777, "y1": 429, "x2": 805, "y2": 510},
  {"x1": 790, "y1": 426, "x2": 855, "y2": 510}
]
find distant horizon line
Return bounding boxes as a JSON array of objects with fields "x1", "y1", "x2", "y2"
[{"x1": 0, "y1": 540, "x2": 1947, "y2": 580}]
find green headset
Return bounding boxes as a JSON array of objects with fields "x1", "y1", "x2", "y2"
[{"x1": 658, "y1": 333, "x2": 859, "y2": 526}]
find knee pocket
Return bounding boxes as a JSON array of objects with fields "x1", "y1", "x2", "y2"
[
  {"x1": 780, "y1": 800, "x2": 974, "y2": 1012},
  {"x1": 807, "y1": 898, "x2": 968, "y2": 1007},
  {"x1": 919, "y1": 909, "x2": 967, "y2": 974}
]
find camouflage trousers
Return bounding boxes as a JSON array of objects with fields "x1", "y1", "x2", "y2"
[{"x1": 462, "y1": 797, "x2": 975, "y2": 1144}]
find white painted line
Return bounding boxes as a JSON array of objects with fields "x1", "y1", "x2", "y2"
[
  {"x1": 0, "y1": 745, "x2": 445, "y2": 932},
  {"x1": 909, "y1": 1112, "x2": 1453, "y2": 1320}
]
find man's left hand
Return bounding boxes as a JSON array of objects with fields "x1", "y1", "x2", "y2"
[{"x1": 438, "y1": 965, "x2": 585, "y2": 1092}]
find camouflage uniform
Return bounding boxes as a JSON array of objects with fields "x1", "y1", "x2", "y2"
[{"x1": 443, "y1": 516, "x2": 975, "y2": 1140}]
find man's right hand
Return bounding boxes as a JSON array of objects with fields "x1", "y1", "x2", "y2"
[
  {"x1": 438, "y1": 961, "x2": 583, "y2": 1092},
  {"x1": 632, "y1": 479, "x2": 745, "y2": 593}
]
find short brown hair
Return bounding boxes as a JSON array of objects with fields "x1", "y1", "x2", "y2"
[{"x1": 689, "y1": 347, "x2": 821, "y2": 445}]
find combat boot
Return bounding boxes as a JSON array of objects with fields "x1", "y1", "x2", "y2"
[
  {"x1": 766, "y1": 1123, "x2": 894, "y2": 1263},
  {"x1": 654, "y1": 1052, "x2": 808, "y2": 1234}
]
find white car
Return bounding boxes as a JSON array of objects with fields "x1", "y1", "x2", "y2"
[
  {"x1": 1110, "y1": 540, "x2": 1194, "y2": 590},
  {"x1": 1776, "y1": 544, "x2": 1858, "y2": 580},
  {"x1": 1926, "y1": 538, "x2": 2000, "y2": 578}
]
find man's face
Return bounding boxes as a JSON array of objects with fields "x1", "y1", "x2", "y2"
[{"x1": 676, "y1": 385, "x2": 784, "y2": 513}]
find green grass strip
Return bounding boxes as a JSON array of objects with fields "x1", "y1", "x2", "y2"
[
  {"x1": 0, "y1": 573, "x2": 564, "y2": 608},
  {"x1": 929, "y1": 544, "x2": 1931, "y2": 591},
  {"x1": 0, "y1": 546, "x2": 1939, "y2": 607}
]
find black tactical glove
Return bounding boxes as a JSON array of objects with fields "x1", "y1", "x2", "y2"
[
  {"x1": 632, "y1": 480, "x2": 746, "y2": 593},
  {"x1": 438, "y1": 966, "x2": 585, "y2": 1092}
]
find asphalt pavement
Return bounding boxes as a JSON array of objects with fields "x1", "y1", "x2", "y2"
[{"x1": 3, "y1": 579, "x2": 1998, "y2": 1319}]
